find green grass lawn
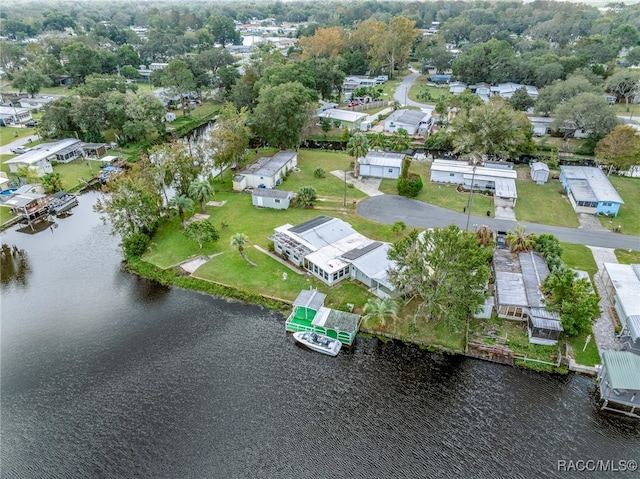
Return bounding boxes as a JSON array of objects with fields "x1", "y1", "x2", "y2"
[
  {"x1": 514, "y1": 168, "x2": 579, "y2": 227},
  {"x1": 409, "y1": 76, "x2": 451, "y2": 105},
  {"x1": 615, "y1": 249, "x2": 640, "y2": 264},
  {"x1": 379, "y1": 161, "x2": 494, "y2": 218},
  {"x1": 560, "y1": 243, "x2": 598, "y2": 277},
  {"x1": 53, "y1": 159, "x2": 100, "y2": 191},
  {"x1": 0, "y1": 205, "x2": 16, "y2": 225},
  {"x1": 598, "y1": 176, "x2": 640, "y2": 236},
  {"x1": 0, "y1": 126, "x2": 39, "y2": 146},
  {"x1": 566, "y1": 331, "x2": 601, "y2": 367}
]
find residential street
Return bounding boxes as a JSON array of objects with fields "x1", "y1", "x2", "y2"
[{"x1": 357, "y1": 194, "x2": 640, "y2": 250}]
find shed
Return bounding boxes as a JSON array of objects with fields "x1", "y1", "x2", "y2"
[
  {"x1": 530, "y1": 162, "x2": 550, "y2": 184},
  {"x1": 597, "y1": 351, "x2": 640, "y2": 418},
  {"x1": 251, "y1": 188, "x2": 293, "y2": 210},
  {"x1": 318, "y1": 108, "x2": 367, "y2": 129}
]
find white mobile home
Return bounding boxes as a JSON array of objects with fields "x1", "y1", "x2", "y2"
[
  {"x1": 358, "y1": 151, "x2": 404, "y2": 179},
  {"x1": 383, "y1": 109, "x2": 432, "y2": 136},
  {"x1": 233, "y1": 151, "x2": 297, "y2": 191}
]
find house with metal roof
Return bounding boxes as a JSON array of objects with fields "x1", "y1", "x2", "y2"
[
  {"x1": 601, "y1": 263, "x2": 640, "y2": 355},
  {"x1": 490, "y1": 82, "x2": 538, "y2": 100},
  {"x1": 430, "y1": 159, "x2": 518, "y2": 206},
  {"x1": 383, "y1": 109, "x2": 432, "y2": 135},
  {"x1": 251, "y1": 188, "x2": 293, "y2": 210},
  {"x1": 232, "y1": 151, "x2": 297, "y2": 191},
  {"x1": 493, "y1": 249, "x2": 563, "y2": 344},
  {"x1": 285, "y1": 289, "x2": 361, "y2": 346},
  {"x1": 270, "y1": 216, "x2": 396, "y2": 298},
  {"x1": 317, "y1": 108, "x2": 367, "y2": 129},
  {"x1": 448, "y1": 81, "x2": 468, "y2": 95},
  {"x1": 597, "y1": 351, "x2": 640, "y2": 418},
  {"x1": 4, "y1": 139, "x2": 86, "y2": 176},
  {"x1": 358, "y1": 151, "x2": 404, "y2": 179},
  {"x1": 0, "y1": 105, "x2": 33, "y2": 125},
  {"x1": 560, "y1": 166, "x2": 624, "y2": 216}
]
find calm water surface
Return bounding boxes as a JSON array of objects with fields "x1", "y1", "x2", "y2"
[{"x1": 1, "y1": 191, "x2": 639, "y2": 479}]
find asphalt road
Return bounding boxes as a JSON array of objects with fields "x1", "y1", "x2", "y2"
[{"x1": 358, "y1": 195, "x2": 640, "y2": 250}]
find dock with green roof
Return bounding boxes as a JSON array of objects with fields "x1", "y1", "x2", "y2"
[{"x1": 286, "y1": 290, "x2": 361, "y2": 346}]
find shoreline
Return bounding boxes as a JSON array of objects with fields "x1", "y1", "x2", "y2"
[{"x1": 125, "y1": 256, "x2": 585, "y2": 376}]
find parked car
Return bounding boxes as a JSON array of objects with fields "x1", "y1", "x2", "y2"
[
  {"x1": 25, "y1": 120, "x2": 38, "y2": 127},
  {"x1": 10, "y1": 146, "x2": 31, "y2": 154},
  {"x1": 348, "y1": 102, "x2": 359, "y2": 107}
]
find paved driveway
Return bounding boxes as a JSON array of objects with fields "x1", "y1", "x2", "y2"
[{"x1": 357, "y1": 195, "x2": 640, "y2": 250}]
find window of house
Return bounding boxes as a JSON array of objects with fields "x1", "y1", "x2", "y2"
[
  {"x1": 274, "y1": 199, "x2": 280, "y2": 203},
  {"x1": 388, "y1": 169, "x2": 393, "y2": 173},
  {"x1": 449, "y1": 173, "x2": 455, "y2": 176}
]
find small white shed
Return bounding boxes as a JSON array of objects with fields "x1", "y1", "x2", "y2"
[
  {"x1": 530, "y1": 162, "x2": 550, "y2": 185},
  {"x1": 252, "y1": 189, "x2": 293, "y2": 209}
]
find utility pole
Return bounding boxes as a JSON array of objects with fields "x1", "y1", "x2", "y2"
[
  {"x1": 465, "y1": 165, "x2": 476, "y2": 231},
  {"x1": 343, "y1": 170, "x2": 347, "y2": 207}
]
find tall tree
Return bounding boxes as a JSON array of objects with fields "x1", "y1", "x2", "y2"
[
  {"x1": 451, "y1": 98, "x2": 534, "y2": 159},
  {"x1": 188, "y1": 179, "x2": 214, "y2": 214},
  {"x1": 605, "y1": 70, "x2": 640, "y2": 112},
  {"x1": 389, "y1": 129, "x2": 410, "y2": 153},
  {"x1": 94, "y1": 163, "x2": 163, "y2": 240},
  {"x1": 250, "y1": 81, "x2": 317, "y2": 149},
  {"x1": 230, "y1": 233, "x2": 257, "y2": 267},
  {"x1": 61, "y1": 42, "x2": 102, "y2": 83},
  {"x1": 535, "y1": 75, "x2": 601, "y2": 115},
  {"x1": 508, "y1": 87, "x2": 535, "y2": 111},
  {"x1": 387, "y1": 226, "x2": 492, "y2": 331},
  {"x1": 205, "y1": 15, "x2": 241, "y2": 46},
  {"x1": 168, "y1": 194, "x2": 194, "y2": 229},
  {"x1": 369, "y1": 132, "x2": 388, "y2": 152},
  {"x1": 346, "y1": 132, "x2": 369, "y2": 177},
  {"x1": 552, "y1": 93, "x2": 619, "y2": 140},
  {"x1": 299, "y1": 26, "x2": 346, "y2": 59},
  {"x1": 369, "y1": 16, "x2": 419, "y2": 78},
  {"x1": 595, "y1": 126, "x2": 640, "y2": 172},
  {"x1": 161, "y1": 59, "x2": 196, "y2": 116},
  {"x1": 452, "y1": 39, "x2": 517, "y2": 84},
  {"x1": 11, "y1": 69, "x2": 51, "y2": 97},
  {"x1": 208, "y1": 103, "x2": 249, "y2": 180}
]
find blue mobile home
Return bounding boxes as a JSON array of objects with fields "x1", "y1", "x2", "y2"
[{"x1": 560, "y1": 166, "x2": 624, "y2": 217}]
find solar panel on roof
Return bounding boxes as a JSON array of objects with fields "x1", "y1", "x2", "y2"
[{"x1": 290, "y1": 216, "x2": 333, "y2": 234}]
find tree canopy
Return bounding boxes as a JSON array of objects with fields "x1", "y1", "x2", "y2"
[{"x1": 387, "y1": 226, "x2": 492, "y2": 331}]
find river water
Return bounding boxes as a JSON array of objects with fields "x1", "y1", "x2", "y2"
[{"x1": 1, "y1": 191, "x2": 638, "y2": 479}]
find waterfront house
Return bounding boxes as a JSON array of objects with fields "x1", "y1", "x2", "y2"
[
  {"x1": 597, "y1": 351, "x2": 640, "y2": 418},
  {"x1": 232, "y1": 151, "x2": 297, "y2": 191},
  {"x1": 493, "y1": 250, "x2": 563, "y2": 344},
  {"x1": 560, "y1": 166, "x2": 624, "y2": 216},
  {"x1": 358, "y1": 151, "x2": 404, "y2": 179},
  {"x1": 270, "y1": 216, "x2": 396, "y2": 298},
  {"x1": 601, "y1": 263, "x2": 640, "y2": 355},
  {"x1": 4, "y1": 192, "x2": 49, "y2": 227},
  {"x1": 530, "y1": 162, "x2": 550, "y2": 184},
  {"x1": 383, "y1": 109, "x2": 432, "y2": 136},
  {"x1": 285, "y1": 289, "x2": 361, "y2": 346},
  {"x1": 5, "y1": 139, "x2": 84, "y2": 176},
  {"x1": 430, "y1": 159, "x2": 518, "y2": 206},
  {"x1": 251, "y1": 188, "x2": 293, "y2": 210}
]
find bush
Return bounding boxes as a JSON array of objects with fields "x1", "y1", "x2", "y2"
[
  {"x1": 122, "y1": 232, "x2": 151, "y2": 258},
  {"x1": 313, "y1": 167, "x2": 326, "y2": 178},
  {"x1": 397, "y1": 174, "x2": 423, "y2": 198}
]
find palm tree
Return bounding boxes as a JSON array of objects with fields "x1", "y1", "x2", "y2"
[
  {"x1": 189, "y1": 179, "x2": 214, "y2": 213},
  {"x1": 390, "y1": 128, "x2": 410, "y2": 153},
  {"x1": 362, "y1": 297, "x2": 399, "y2": 329},
  {"x1": 230, "y1": 233, "x2": 257, "y2": 267},
  {"x1": 346, "y1": 132, "x2": 369, "y2": 177},
  {"x1": 506, "y1": 224, "x2": 536, "y2": 253},
  {"x1": 369, "y1": 132, "x2": 388, "y2": 152},
  {"x1": 168, "y1": 194, "x2": 194, "y2": 229}
]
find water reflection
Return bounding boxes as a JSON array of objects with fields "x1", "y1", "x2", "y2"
[{"x1": 0, "y1": 243, "x2": 31, "y2": 288}]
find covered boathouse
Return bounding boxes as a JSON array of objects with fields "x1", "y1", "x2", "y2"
[
  {"x1": 597, "y1": 351, "x2": 640, "y2": 418},
  {"x1": 285, "y1": 290, "x2": 361, "y2": 346}
]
